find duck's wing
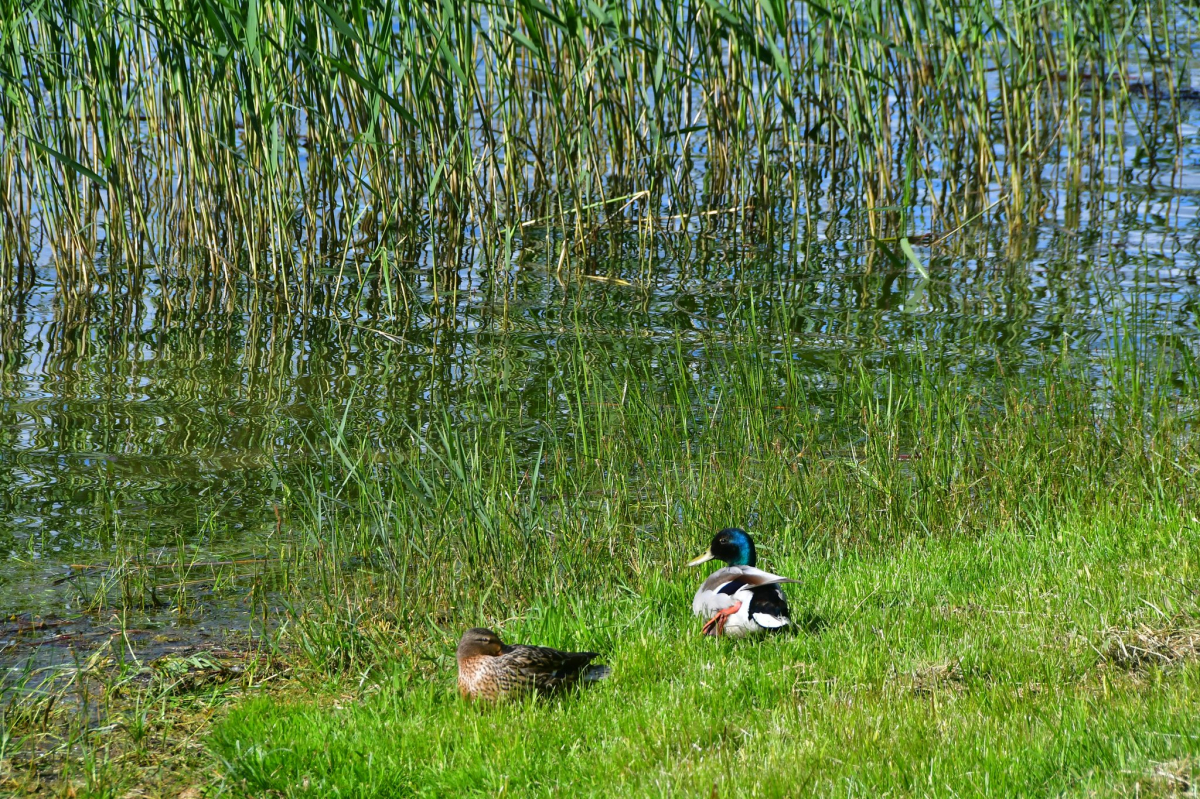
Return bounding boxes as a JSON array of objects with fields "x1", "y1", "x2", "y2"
[
  {"x1": 729, "y1": 565, "x2": 800, "y2": 587},
  {"x1": 717, "y1": 567, "x2": 796, "y2": 630},
  {"x1": 713, "y1": 565, "x2": 799, "y2": 594},
  {"x1": 694, "y1": 566, "x2": 800, "y2": 616},
  {"x1": 499, "y1": 644, "x2": 608, "y2": 692},
  {"x1": 745, "y1": 582, "x2": 792, "y2": 629}
]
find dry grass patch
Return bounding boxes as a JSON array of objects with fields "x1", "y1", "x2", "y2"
[
  {"x1": 1100, "y1": 619, "x2": 1200, "y2": 673},
  {"x1": 903, "y1": 660, "x2": 966, "y2": 697},
  {"x1": 1129, "y1": 758, "x2": 1197, "y2": 797}
]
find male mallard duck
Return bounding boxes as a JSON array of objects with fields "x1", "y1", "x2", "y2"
[
  {"x1": 687, "y1": 528, "x2": 798, "y2": 637},
  {"x1": 456, "y1": 627, "x2": 612, "y2": 701}
]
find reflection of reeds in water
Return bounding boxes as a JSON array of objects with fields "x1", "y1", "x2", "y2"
[
  {"x1": 283, "y1": 325, "x2": 1200, "y2": 673},
  {"x1": 0, "y1": 0, "x2": 1189, "y2": 290},
  {"x1": 0, "y1": 201, "x2": 1197, "y2": 563},
  {"x1": 0, "y1": 290, "x2": 305, "y2": 556}
]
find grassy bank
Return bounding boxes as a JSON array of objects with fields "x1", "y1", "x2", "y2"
[
  {"x1": 213, "y1": 506, "x2": 1200, "y2": 796},
  {"x1": 201, "y1": 338, "x2": 1200, "y2": 796},
  {"x1": 3, "y1": 309, "x2": 1198, "y2": 795}
]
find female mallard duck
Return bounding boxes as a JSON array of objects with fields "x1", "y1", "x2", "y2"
[
  {"x1": 456, "y1": 627, "x2": 611, "y2": 701},
  {"x1": 687, "y1": 528, "x2": 798, "y2": 637}
]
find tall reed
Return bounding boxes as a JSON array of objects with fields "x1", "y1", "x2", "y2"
[{"x1": 0, "y1": 0, "x2": 1185, "y2": 296}]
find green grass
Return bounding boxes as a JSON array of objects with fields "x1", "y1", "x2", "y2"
[
  {"x1": 211, "y1": 505, "x2": 1200, "y2": 796},
  {"x1": 196, "y1": 331, "x2": 1200, "y2": 796}
]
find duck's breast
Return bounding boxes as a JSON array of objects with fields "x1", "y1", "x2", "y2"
[
  {"x1": 457, "y1": 656, "x2": 499, "y2": 700},
  {"x1": 692, "y1": 567, "x2": 746, "y2": 616}
]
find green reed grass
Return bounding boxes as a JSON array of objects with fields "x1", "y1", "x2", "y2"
[
  {"x1": 0, "y1": 0, "x2": 1188, "y2": 292},
  {"x1": 190, "y1": 319, "x2": 1200, "y2": 796},
  {"x1": 275, "y1": 316, "x2": 1198, "y2": 676}
]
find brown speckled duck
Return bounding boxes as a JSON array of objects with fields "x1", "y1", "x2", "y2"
[{"x1": 455, "y1": 627, "x2": 611, "y2": 701}]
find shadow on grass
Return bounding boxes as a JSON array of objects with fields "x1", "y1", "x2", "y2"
[{"x1": 789, "y1": 611, "x2": 830, "y2": 636}]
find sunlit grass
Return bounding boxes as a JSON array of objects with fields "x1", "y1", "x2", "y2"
[
  {"x1": 211, "y1": 506, "x2": 1200, "y2": 796},
  {"x1": 191, "y1": 337, "x2": 1200, "y2": 794},
  {"x1": 191, "y1": 324, "x2": 1200, "y2": 795}
]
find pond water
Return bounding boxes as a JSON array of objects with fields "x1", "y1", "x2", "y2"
[{"x1": 4, "y1": 97, "x2": 1200, "y2": 670}]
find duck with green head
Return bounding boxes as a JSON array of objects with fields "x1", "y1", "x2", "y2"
[{"x1": 687, "y1": 528, "x2": 798, "y2": 637}]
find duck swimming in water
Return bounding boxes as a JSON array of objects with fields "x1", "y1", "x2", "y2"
[
  {"x1": 456, "y1": 627, "x2": 612, "y2": 701},
  {"x1": 687, "y1": 528, "x2": 798, "y2": 637}
]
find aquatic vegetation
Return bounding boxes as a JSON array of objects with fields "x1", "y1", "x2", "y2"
[
  {"x1": 282, "y1": 332, "x2": 1199, "y2": 652},
  {"x1": 1, "y1": 0, "x2": 1192, "y2": 289}
]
